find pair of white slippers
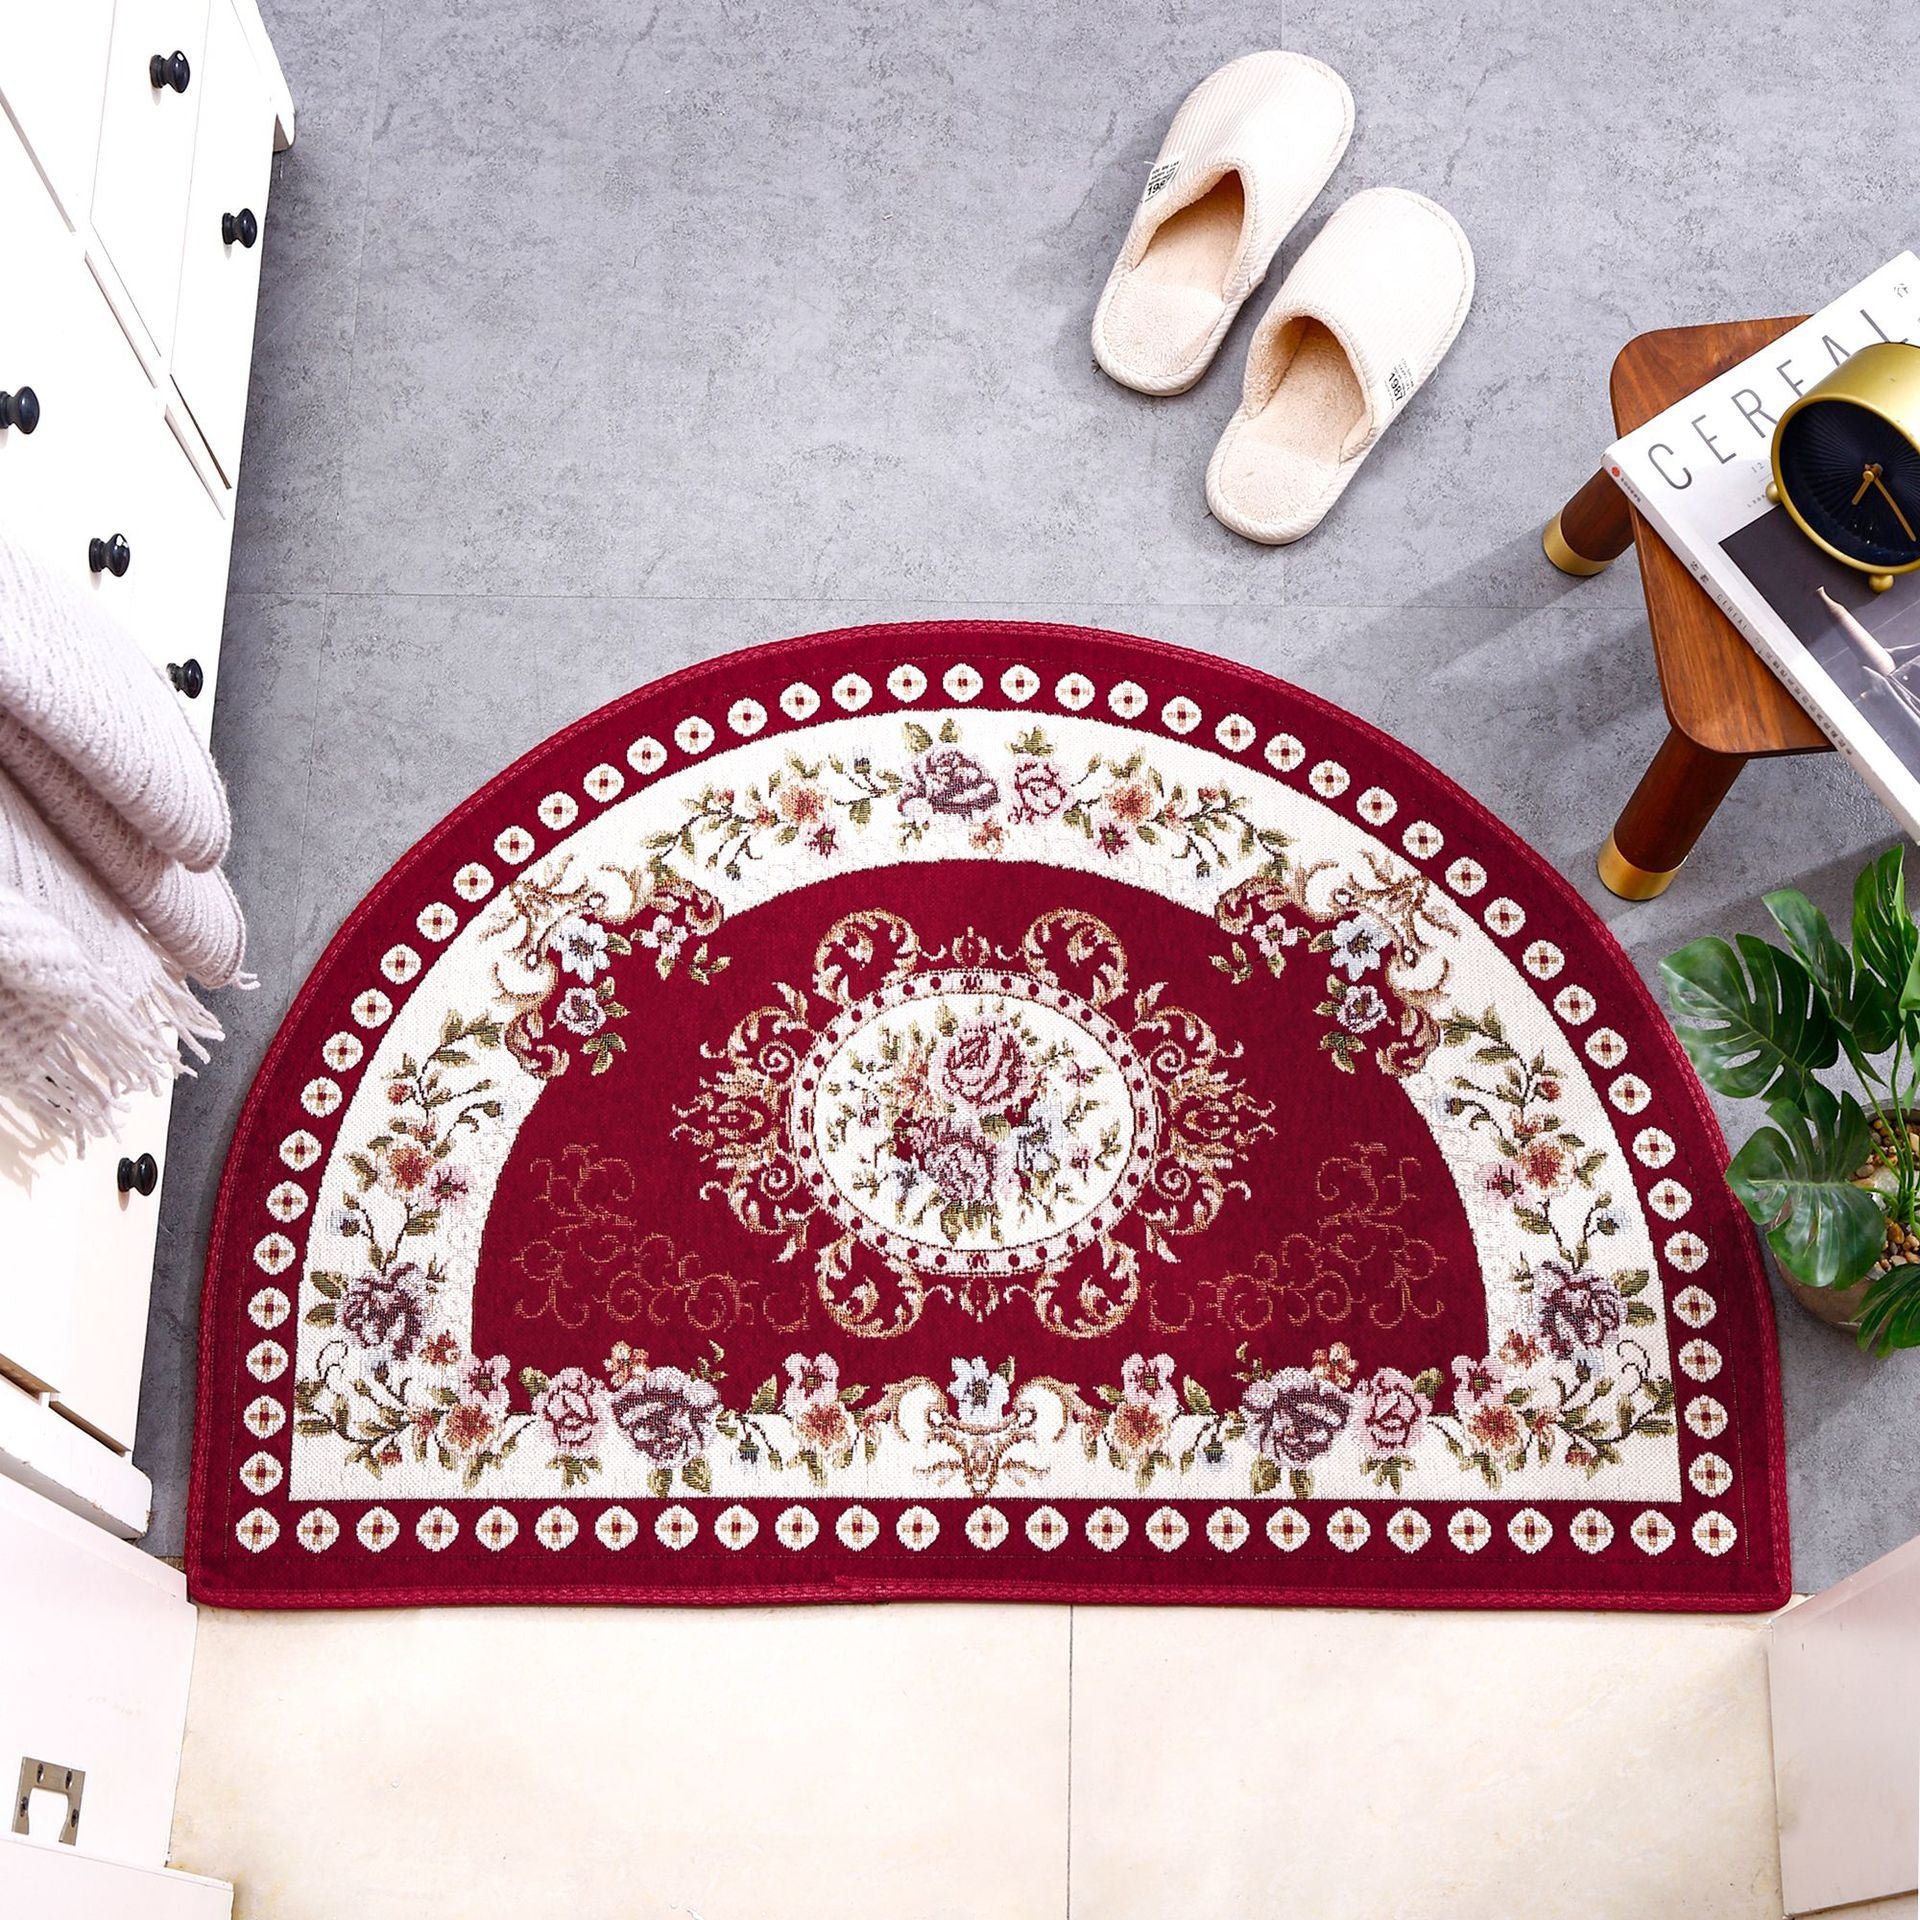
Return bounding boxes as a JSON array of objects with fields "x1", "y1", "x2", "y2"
[{"x1": 1092, "y1": 51, "x2": 1475, "y2": 545}]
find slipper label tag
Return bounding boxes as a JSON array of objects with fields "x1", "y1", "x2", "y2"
[
  {"x1": 1386, "y1": 358, "x2": 1416, "y2": 409},
  {"x1": 1143, "y1": 157, "x2": 1181, "y2": 202}
]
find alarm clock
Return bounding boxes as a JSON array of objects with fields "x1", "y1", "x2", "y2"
[{"x1": 1768, "y1": 340, "x2": 1920, "y2": 591}]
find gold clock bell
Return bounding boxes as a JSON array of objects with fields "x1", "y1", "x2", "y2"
[{"x1": 1766, "y1": 340, "x2": 1920, "y2": 592}]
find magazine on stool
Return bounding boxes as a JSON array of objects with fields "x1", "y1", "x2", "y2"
[{"x1": 1606, "y1": 252, "x2": 1920, "y2": 840}]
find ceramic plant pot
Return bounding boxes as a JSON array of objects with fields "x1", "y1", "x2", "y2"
[{"x1": 1783, "y1": 1271, "x2": 1870, "y2": 1330}]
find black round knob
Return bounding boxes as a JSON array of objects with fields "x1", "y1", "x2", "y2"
[
  {"x1": 220, "y1": 208, "x2": 259, "y2": 248},
  {"x1": 0, "y1": 387, "x2": 38, "y2": 433},
  {"x1": 89, "y1": 533, "x2": 131, "y2": 577},
  {"x1": 116, "y1": 1152, "x2": 159, "y2": 1197},
  {"x1": 168, "y1": 658, "x2": 204, "y2": 698},
  {"x1": 149, "y1": 50, "x2": 191, "y2": 92}
]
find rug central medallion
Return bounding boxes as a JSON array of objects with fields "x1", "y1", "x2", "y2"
[{"x1": 678, "y1": 909, "x2": 1268, "y2": 1337}]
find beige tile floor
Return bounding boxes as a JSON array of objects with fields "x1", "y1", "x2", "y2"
[{"x1": 173, "y1": 1603, "x2": 1797, "y2": 1919}]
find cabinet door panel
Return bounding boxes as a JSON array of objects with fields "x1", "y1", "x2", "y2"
[
  {"x1": 0, "y1": 1082, "x2": 175, "y2": 1452},
  {"x1": 127, "y1": 416, "x2": 232, "y2": 747},
  {"x1": 90, "y1": 0, "x2": 213, "y2": 357},
  {"x1": 0, "y1": 0, "x2": 115, "y2": 227},
  {"x1": 0, "y1": 118, "x2": 102, "y2": 573},
  {"x1": 0, "y1": 122, "x2": 225, "y2": 746},
  {"x1": 0, "y1": 122, "x2": 165, "y2": 602},
  {"x1": 171, "y1": 0, "x2": 275, "y2": 483}
]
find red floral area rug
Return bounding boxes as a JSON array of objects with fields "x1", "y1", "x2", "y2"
[{"x1": 189, "y1": 623, "x2": 1789, "y2": 1609}]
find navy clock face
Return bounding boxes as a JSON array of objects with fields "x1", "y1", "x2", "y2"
[{"x1": 1778, "y1": 400, "x2": 1920, "y2": 570}]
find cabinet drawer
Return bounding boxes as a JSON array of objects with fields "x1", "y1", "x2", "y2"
[
  {"x1": 0, "y1": 246, "x2": 204, "y2": 726},
  {"x1": 128, "y1": 418, "x2": 231, "y2": 743},
  {"x1": 90, "y1": 0, "x2": 213, "y2": 359},
  {"x1": 0, "y1": 119, "x2": 108, "y2": 570},
  {"x1": 0, "y1": 0, "x2": 116, "y2": 228},
  {"x1": 0, "y1": 128, "x2": 227, "y2": 743},
  {"x1": 171, "y1": 0, "x2": 276, "y2": 484},
  {"x1": 0, "y1": 1082, "x2": 175, "y2": 1454},
  {"x1": 0, "y1": 115, "x2": 164, "y2": 595}
]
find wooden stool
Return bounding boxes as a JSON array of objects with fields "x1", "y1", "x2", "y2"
[{"x1": 1544, "y1": 316, "x2": 1830, "y2": 899}]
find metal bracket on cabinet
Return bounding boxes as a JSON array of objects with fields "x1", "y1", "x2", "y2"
[{"x1": 12, "y1": 1755, "x2": 85, "y2": 1844}]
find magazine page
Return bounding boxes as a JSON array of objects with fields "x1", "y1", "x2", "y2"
[
  {"x1": 1606, "y1": 254, "x2": 1920, "y2": 839},
  {"x1": 1722, "y1": 519, "x2": 1920, "y2": 779}
]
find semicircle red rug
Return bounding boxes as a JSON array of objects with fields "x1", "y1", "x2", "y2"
[{"x1": 189, "y1": 622, "x2": 1789, "y2": 1610}]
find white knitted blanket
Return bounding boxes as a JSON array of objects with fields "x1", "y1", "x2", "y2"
[
  {"x1": 0, "y1": 540, "x2": 232, "y2": 869},
  {"x1": 0, "y1": 538, "x2": 244, "y2": 1155},
  {"x1": 1, "y1": 712, "x2": 247, "y2": 986},
  {"x1": 0, "y1": 764, "x2": 223, "y2": 1154}
]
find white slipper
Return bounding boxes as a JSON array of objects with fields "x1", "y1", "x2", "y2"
[
  {"x1": 1205, "y1": 187, "x2": 1474, "y2": 544},
  {"x1": 1092, "y1": 51, "x2": 1354, "y2": 396}
]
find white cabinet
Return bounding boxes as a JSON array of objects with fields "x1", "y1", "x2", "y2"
[
  {"x1": 1771, "y1": 1535, "x2": 1920, "y2": 1915},
  {"x1": 0, "y1": 1475, "x2": 228, "y2": 1914},
  {"x1": 0, "y1": 1476, "x2": 197, "y2": 1863},
  {"x1": 0, "y1": 1, "x2": 293, "y2": 1534},
  {"x1": 0, "y1": 1843, "x2": 232, "y2": 1919},
  {"x1": 1, "y1": 1085, "x2": 177, "y2": 1452}
]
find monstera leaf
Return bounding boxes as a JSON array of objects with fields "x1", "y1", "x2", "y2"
[
  {"x1": 1660, "y1": 932, "x2": 1837, "y2": 1102},
  {"x1": 1764, "y1": 885, "x2": 1896, "y2": 1055},
  {"x1": 1858, "y1": 1265, "x2": 1920, "y2": 1356},
  {"x1": 1853, "y1": 846, "x2": 1920, "y2": 1027},
  {"x1": 1725, "y1": 1083, "x2": 1885, "y2": 1292}
]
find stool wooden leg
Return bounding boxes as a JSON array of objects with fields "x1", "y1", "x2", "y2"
[
  {"x1": 1599, "y1": 728, "x2": 1746, "y2": 900},
  {"x1": 1544, "y1": 468, "x2": 1634, "y2": 577}
]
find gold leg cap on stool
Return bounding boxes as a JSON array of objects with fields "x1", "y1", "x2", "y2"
[
  {"x1": 1543, "y1": 512, "x2": 1612, "y2": 578},
  {"x1": 1598, "y1": 832, "x2": 1680, "y2": 901}
]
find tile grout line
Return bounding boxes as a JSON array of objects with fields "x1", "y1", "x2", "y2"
[
  {"x1": 323, "y1": 0, "x2": 390, "y2": 598},
  {"x1": 221, "y1": 586, "x2": 1635, "y2": 615},
  {"x1": 289, "y1": 619, "x2": 331, "y2": 969},
  {"x1": 280, "y1": 602, "x2": 338, "y2": 1011}
]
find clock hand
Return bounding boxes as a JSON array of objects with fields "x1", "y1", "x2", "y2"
[
  {"x1": 1870, "y1": 469, "x2": 1918, "y2": 544},
  {"x1": 1853, "y1": 463, "x2": 1879, "y2": 506}
]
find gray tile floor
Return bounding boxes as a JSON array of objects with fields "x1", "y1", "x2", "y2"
[{"x1": 139, "y1": 0, "x2": 1920, "y2": 1588}]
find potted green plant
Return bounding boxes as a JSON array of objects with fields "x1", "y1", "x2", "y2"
[{"x1": 1660, "y1": 845, "x2": 1920, "y2": 1355}]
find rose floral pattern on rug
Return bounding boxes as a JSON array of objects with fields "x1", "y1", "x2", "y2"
[{"x1": 190, "y1": 625, "x2": 1789, "y2": 1608}]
